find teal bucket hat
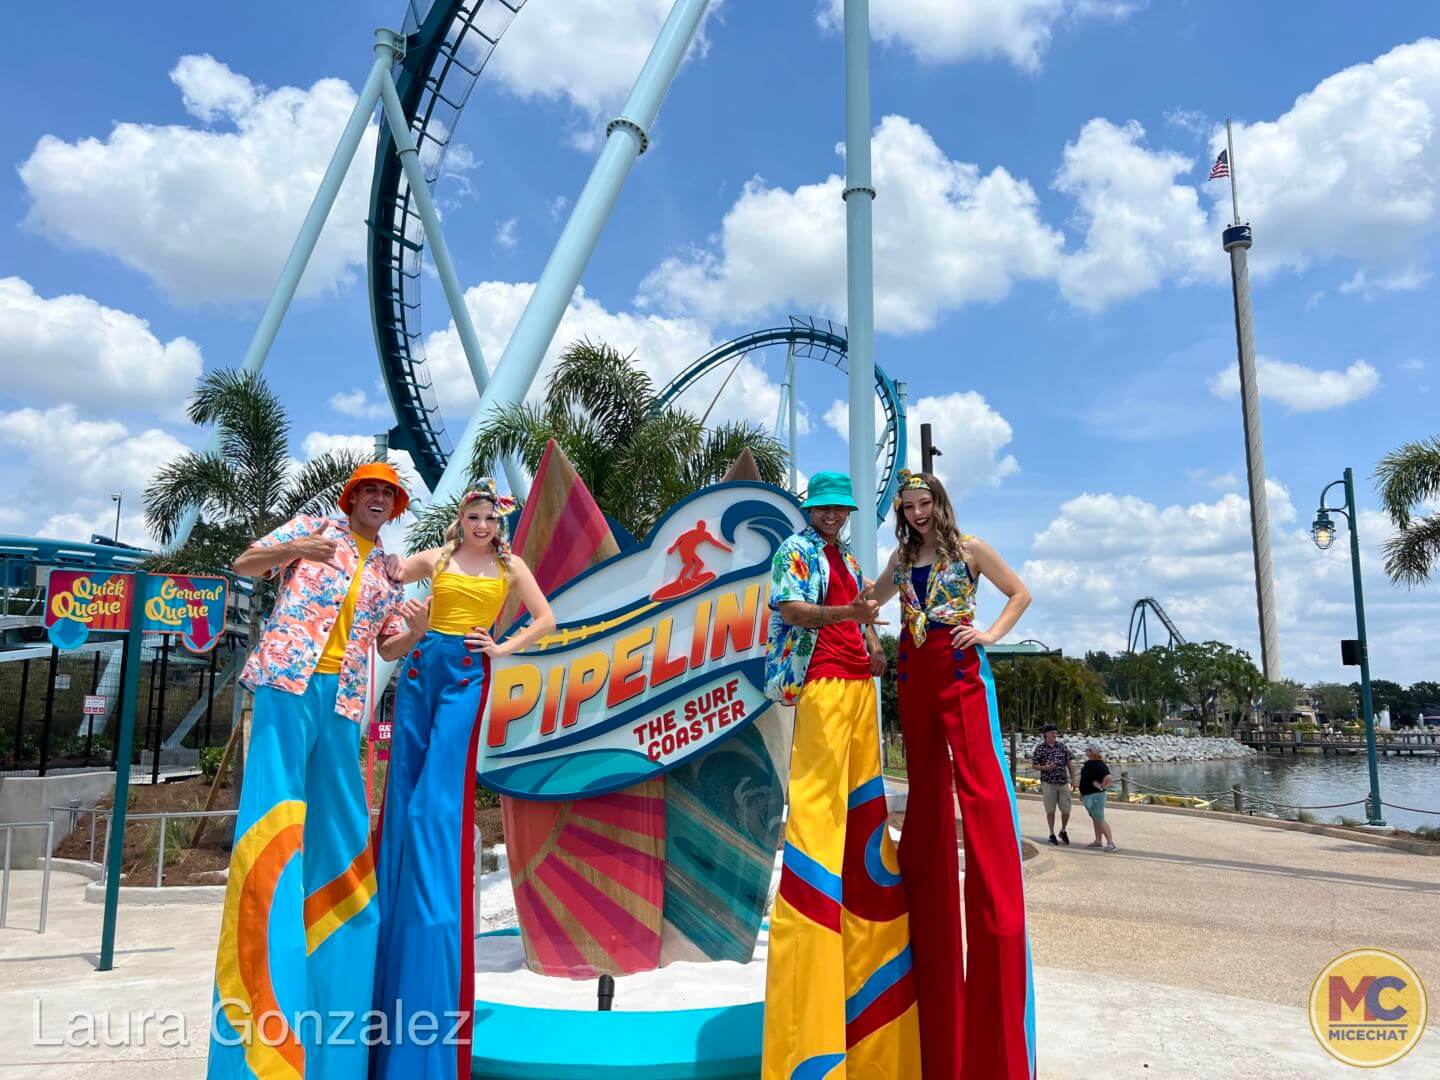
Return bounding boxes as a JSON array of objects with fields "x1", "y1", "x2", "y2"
[{"x1": 801, "y1": 471, "x2": 859, "y2": 510}]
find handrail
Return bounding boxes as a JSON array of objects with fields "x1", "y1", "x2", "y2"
[
  {"x1": 50, "y1": 804, "x2": 237, "y2": 888},
  {"x1": 1, "y1": 819, "x2": 55, "y2": 932}
]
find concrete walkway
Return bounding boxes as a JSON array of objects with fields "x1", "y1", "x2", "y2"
[{"x1": 0, "y1": 801, "x2": 1436, "y2": 1077}]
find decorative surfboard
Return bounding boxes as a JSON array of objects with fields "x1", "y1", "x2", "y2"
[
  {"x1": 659, "y1": 449, "x2": 796, "y2": 965},
  {"x1": 495, "y1": 441, "x2": 667, "y2": 978}
]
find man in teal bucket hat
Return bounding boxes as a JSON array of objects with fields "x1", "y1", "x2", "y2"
[{"x1": 760, "y1": 471, "x2": 921, "y2": 1076}]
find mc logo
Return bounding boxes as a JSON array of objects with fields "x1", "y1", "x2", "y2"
[{"x1": 1310, "y1": 949, "x2": 1429, "y2": 1068}]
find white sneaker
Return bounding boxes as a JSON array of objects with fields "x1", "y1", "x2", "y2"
[{"x1": 1105, "y1": 843, "x2": 1118, "y2": 852}]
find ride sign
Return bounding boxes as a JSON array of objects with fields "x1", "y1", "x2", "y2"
[
  {"x1": 44, "y1": 570, "x2": 228, "y2": 653},
  {"x1": 479, "y1": 482, "x2": 805, "y2": 800}
]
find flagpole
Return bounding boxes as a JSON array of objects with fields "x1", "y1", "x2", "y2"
[
  {"x1": 1220, "y1": 119, "x2": 1281, "y2": 682},
  {"x1": 1226, "y1": 118, "x2": 1240, "y2": 226}
]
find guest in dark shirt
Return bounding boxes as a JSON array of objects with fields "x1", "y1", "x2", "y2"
[
  {"x1": 1031, "y1": 723, "x2": 1076, "y2": 845},
  {"x1": 1079, "y1": 743, "x2": 1117, "y2": 852}
]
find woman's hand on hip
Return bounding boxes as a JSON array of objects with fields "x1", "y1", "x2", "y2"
[
  {"x1": 950, "y1": 624, "x2": 996, "y2": 650},
  {"x1": 465, "y1": 627, "x2": 508, "y2": 657}
]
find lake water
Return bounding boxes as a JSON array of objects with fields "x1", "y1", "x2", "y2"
[{"x1": 1116, "y1": 754, "x2": 1440, "y2": 833}]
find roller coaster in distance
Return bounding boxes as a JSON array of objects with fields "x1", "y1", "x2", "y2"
[
  {"x1": 1127, "y1": 597, "x2": 1187, "y2": 653},
  {"x1": 367, "y1": 4, "x2": 907, "y2": 522}
]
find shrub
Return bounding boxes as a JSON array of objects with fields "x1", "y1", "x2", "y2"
[
  {"x1": 198, "y1": 745, "x2": 229, "y2": 783},
  {"x1": 475, "y1": 784, "x2": 501, "y2": 810}
]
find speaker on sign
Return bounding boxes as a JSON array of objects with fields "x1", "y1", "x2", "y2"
[{"x1": 1340, "y1": 639, "x2": 1363, "y2": 666}]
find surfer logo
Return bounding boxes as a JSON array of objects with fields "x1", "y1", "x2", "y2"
[
  {"x1": 653, "y1": 520, "x2": 734, "y2": 602},
  {"x1": 1309, "y1": 948, "x2": 1429, "y2": 1067}
]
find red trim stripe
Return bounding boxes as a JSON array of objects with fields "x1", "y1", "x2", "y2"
[
  {"x1": 845, "y1": 973, "x2": 918, "y2": 1049},
  {"x1": 778, "y1": 866, "x2": 842, "y2": 933}
]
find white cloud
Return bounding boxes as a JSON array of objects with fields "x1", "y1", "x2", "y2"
[
  {"x1": 420, "y1": 282, "x2": 784, "y2": 430},
  {"x1": 488, "y1": 0, "x2": 721, "y2": 117},
  {"x1": 0, "y1": 277, "x2": 201, "y2": 413},
  {"x1": 19, "y1": 55, "x2": 376, "y2": 304},
  {"x1": 329, "y1": 389, "x2": 392, "y2": 421},
  {"x1": 822, "y1": 390, "x2": 1019, "y2": 498},
  {"x1": 0, "y1": 405, "x2": 189, "y2": 546},
  {"x1": 1208, "y1": 39, "x2": 1440, "y2": 276},
  {"x1": 1208, "y1": 356, "x2": 1380, "y2": 413},
  {"x1": 640, "y1": 115, "x2": 1061, "y2": 333},
  {"x1": 1054, "y1": 119, "x2": 1214, "y2": 310},
  {"x1": 816, "y1": 0, "x2": 1136, "y2": 72},
  {"x1": 1337, "y1": 268, "x2": 1432, "y2": 297},
  {"x1": 496, "y1": 217, "x2": 520, "y2": 249},
  {"x1": 1019, "y1": 481, "x2": 1440, "y2": 683}
]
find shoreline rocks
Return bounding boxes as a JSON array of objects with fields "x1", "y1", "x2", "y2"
[{"x1": 1017, "y1": 733, "x2": 1257, "y2": 764}]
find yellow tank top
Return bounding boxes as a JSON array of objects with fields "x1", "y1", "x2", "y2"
[
  {"x1": 430, "y1": 565, "x2": 509, "y2": 636},
  {"x1": 314, "y1": 535, "x2": 373, "y2": 674}
]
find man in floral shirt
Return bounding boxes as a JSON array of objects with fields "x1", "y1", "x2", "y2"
[
  {"x1": 208, "y1": 462, "x2": 414, "y2": 1079},
  {"x1": 1031, "y1": 722, "x2": 1078, "y2": 846},
  {"x1": 760, "y1": 472, "x2": 920, "y2": 1079}
]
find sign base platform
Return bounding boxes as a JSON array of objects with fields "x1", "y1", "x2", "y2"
[{"x1": 471, "y1": 925, "x2": 769, "y2": 1079}]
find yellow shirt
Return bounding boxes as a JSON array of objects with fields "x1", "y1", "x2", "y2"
[
  {"x1": 314, "y1": 536, "x2": 374, "y2": 674},
  {"x1": 430, "y1": 565, "x2": 509, "y2": 636}
]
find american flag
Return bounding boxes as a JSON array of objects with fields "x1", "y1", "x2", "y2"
[{"x1": 1208, "y1": 149, "x2": 1230, "y2": 181}]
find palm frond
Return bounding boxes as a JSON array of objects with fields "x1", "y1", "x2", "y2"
[
  {"x1": 685, "y1": 423, "x2": 789, "y2": 490},
  {"x1": 1373, "y1": 438, "x2": 1440, "y2": 530},
  {"x1": 468, "y1": 403, "x2": 560, "y2": 480},
  {"x1": 1382, "y1": 514, "x2": 1440, "y2": 588},
  {"x1": 544, "y1": 339, "x2": 656, "y2": 443},
  {"x1": 406, "y1": 495, "x2": 462, "y2": 556},
  {"x1": 188, "y1": 369, "x2": 291, "y2": 514},
  {"x1": 143, "y1": 452, "x2": 245, "y2": 544},
  {"x1": 281, "y1": 450, "x2": 372, "y2": 522}
]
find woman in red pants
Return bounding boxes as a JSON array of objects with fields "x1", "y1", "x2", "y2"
[{"x1": 868, "y1": 469, "x2": 1036, "y2": 1079}]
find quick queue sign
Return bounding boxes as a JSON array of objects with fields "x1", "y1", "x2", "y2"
[
  {"x1": 45, "y1": 569, "x2": 229, "y2": 653},
  {"x1": 478, "y1": 483, "x2": 805, "y2": 801}
]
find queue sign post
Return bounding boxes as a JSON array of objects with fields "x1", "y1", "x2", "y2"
[{"x1": 43, "y1": 570, "x2": 228, "y2": 970}]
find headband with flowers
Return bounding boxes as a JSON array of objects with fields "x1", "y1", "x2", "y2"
[
  {"x1": 460, "y1": 478, "x2": 517, "y2": 517},
  {"x1": 892, "y1": 468, "x2": 932, "y2": 509}
]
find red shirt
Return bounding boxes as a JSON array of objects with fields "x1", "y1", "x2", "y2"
[{"x1": 805, "y1": 543, "x2": 873, "y2": 682}]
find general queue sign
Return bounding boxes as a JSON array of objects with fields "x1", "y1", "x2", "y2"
[
  {"x1": 44, "y1": 569, "x2": 228, "y2": 652},
  {"x1": 478, "y1": 482, "x2": 805, "y2": 801}
]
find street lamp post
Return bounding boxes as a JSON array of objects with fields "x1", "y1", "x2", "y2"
[
  {"x1": 1311, "y1": 467, "x2": 1384, "y2": 826},
  {"x1": 110, "y1": 491, "x2": 122, "y2": 542}
]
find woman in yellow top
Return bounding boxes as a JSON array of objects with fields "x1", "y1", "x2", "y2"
[{"x1": 372, "y1": 480, "x2": 554, "y2": 1080}]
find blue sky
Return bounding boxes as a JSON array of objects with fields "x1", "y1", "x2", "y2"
[{"x1": 3, "y1": 1, "x2": 1437, "y2": 684}]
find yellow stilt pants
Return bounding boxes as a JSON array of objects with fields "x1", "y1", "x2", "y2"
[{"x1": 761, "y1": 677, "x2": 921, "y2": 1079}]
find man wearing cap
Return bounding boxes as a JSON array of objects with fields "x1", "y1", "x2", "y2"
[
  {"x1": 761, "y1": 471, "x2": 920, "y2": 1079},
  {"x1": 208, "y1": 462, "x2": 411, "y2": 1079},
  {"x1": 1031, "y1": 722, "x2": 1077, "y2": 846}
]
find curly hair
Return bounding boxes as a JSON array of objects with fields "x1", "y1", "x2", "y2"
[{"x1": 893, "y1": 471, "x2": 967, "y2": 576}]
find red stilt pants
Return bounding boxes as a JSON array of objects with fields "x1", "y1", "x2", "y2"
[{"x1": 896, "y1": 635, "x2": 1035, "y2": 1079}]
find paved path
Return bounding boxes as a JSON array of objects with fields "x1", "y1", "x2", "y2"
[{"x1": 0, "y1": 801, "x2": 1436, "y2": 1077}]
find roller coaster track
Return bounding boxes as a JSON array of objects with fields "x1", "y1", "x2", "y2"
[
  {"x1": 1127, "y1": 596, "x2": 1187, "y2": 653},
  {"x1": 368, "y1": 0, "x2": 527, "y2": 489},
  {"x1": 653, "y1": 316, "x2": 908, "y2": 522}
]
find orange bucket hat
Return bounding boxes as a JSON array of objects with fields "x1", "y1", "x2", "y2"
[{"x1": 338, "y1": 462, "x2": 409, "y2": 520}]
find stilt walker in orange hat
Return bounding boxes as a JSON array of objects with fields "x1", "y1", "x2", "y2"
[{"x1": 207, "y1": 463, "x2": 410, "y2": 1078}]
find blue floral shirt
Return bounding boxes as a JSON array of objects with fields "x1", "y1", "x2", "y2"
[{"x1": 764, "y1": 527, "x2": 865, "y2": 705}]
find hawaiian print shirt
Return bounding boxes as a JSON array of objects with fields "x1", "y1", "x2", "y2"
[
  {"x1": 894, "y1": 536, "x2": 977, "y2": 648},
  {"x1": 239, "y1": 515, "x2": 404, "y2": 721},
  {"x1": 1031, "y1": 740, "x2": 1073, "y2": 786},
  {"x1": 764, "y1": 526, "x2": 865, "y2": 705}
]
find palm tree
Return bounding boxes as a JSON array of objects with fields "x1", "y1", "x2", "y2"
[
  {"x1": 1374, "y1": 437, "x2": 1440, "y2": 586},
  {"x1": 143, "y1": 369, "x2": 375, "y2": 822},
  {"x1": 458, "y1": 339, "x2": 788, "y2": 541},
  {"x1": 144, "y1": 369, "x2": 372, "y2": 576}
]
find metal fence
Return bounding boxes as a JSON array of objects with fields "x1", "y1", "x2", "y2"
[{"x1": 1, "y1": 630, "x2": 246, "y2": 776}]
